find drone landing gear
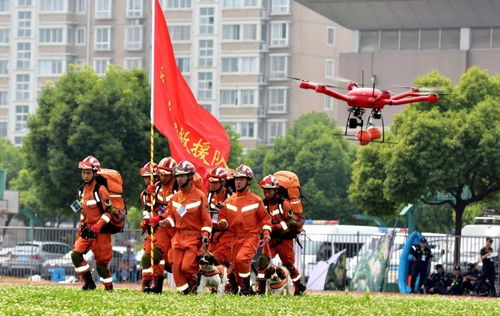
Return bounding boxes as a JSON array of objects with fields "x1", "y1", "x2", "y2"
[{"x1": 345, "y1": 108, "x2": 366, "y2": 135}]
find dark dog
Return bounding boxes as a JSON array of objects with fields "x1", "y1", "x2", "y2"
[
  {"x1": 197, "y1": 253, "x2": 227, "y2": 295},
  {"x1": 264, "y1": 265, "x2": 292, "y2": 295}
]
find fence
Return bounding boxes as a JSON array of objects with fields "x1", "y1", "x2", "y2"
[{"x1": 0, "y1": 226, "x2": 498, "y2": 292}]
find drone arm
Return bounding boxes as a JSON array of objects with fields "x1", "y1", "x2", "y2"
[
  {"x1": 314, "y1": 85, "x2": 350, "y2": 102},
  {"x1": 391, "y1": 90, "x2": 418, "y2": 100},
  {"x1": 387, "y1": 94, "x2": 439, "y2": 106}
]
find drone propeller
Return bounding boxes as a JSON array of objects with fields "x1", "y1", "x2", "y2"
[
  {"x1": 371, "y1": 75, "x2": 376, "y2": 97},
  {"x1": 288, "y1": 76, "x2": 345, "y2": 89}
]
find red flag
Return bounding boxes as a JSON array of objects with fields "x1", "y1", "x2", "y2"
[{"x1": 151, "y1": 0, "x2": 230, "y2": 178}]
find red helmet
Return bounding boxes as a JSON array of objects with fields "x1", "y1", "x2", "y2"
[
  {"x1": 78, "y1": 156, "x2": 101, "y2": 171},
  {"x1": 173, "y1": 160, "x2": 196, "y2": 176},
  {"x1": 233, "y1": 164, "x2": 254, "y2": 179},
  {"x1": 208, "y1": 167, "x2": 228, "y2": 183},
  {"x1": 259, "y1": 174, "x2": 279, "y2": 189},
  {"x1": 158, "y1": 157, "x2": 177, "y2": 175},
  {"x1": 139, "y1": 162, "x2": 158, "y2": 177}
]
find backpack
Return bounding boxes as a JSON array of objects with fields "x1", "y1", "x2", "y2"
[
  {"x1": 273, "y1": 171, "x2": 305, "y2": 239},
  {"x1": 93, "y1": 169, "x2": 127, "y2": 234}
]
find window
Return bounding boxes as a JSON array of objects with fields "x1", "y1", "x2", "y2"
[
  {"x1": 93, "y1": 58, "x2": 110, "y2": 75},
  {"x1": 18, "y1": 12, "x2": 31, "y2": 37},
  {"x1": 95, "y1": 0, "x2": 111, "y2": 19},
  {"x1": 175, "y1": 57, "x2": 190, "y2": 73},
  {"x1": 270, "y1": 22, "x2": 288, "y2": 46},
  {"x1": 242, "y1": 24, "x2": 257, "y2": 40},
  {"x1": 271, "y1": 0, "x2": 289, "y2": 14},
  {"x1": 0, "y1": 122, "x2": 6, "y2": 137},
  {"x1": 162, "y1": 0, "x2": 192, "y2": 9},
  {"x1": 169, "y1": 25, "x2": 190, "y2": 41},
  {"x1": 268, "y1": 88, "x2": 286, "y2": 112},
  {"x1": 127, "y1": 0, "x2": 143, "y2": 18},
  {"x1": 267, "y1": 121, "x2": 286, "y2": 143},
  {"x1": 124, "y1": 58, "x2": 142, "y2": 70},
  {"x1": 16, "y1": 74, "x2": 30, "y2": 100},
  {"x1": 440, "y1": 29, "x2": 460, "y2": 50},
  {"x1": 73, "y1": 58, "x2": 85, "y2": 67},
  {"x1": 39, "y1": 60, "x2": 63, "y2": 76},
  {"x1": 220, "y1": 89, "x2": 237, "y2": 106},
  {"x1": 471, "y1": 28, "x2": 491, "y2": 49},
  {"x1": 200, "y1": 104, "x2": 212, "y2": 113},
  {"x1": 197, "y1": 72, "x2": 213, "y2": 99},
  {"x1": 95, "y1": 27, "x2": 111, "y2": 50},
  {"x1": 0, "y1": 60, "x2": 7, "y2": 75},
  {"x1": 269, "y1": 55, "x2": 287, "y2": 79},
  {"x1": 39, "y1": 28, "x2": 64, "y2": 43},
  {"x1": 222, "y1": 25, "x2": 239, "y2": 40},
  {"x1": 40, "y1": 0, "x2": 64, "y2": 12},
  {"x1": 17, "y1": 43, "x2": 31, "y2": 69},
  {"x1": 223, "y1": 24, "x2": 257, "y2": 41},
  {"x1": 0, "y1": 0, "x2": 9, "y2": 12},
  {"x1": 324, "y1": 95, "x2": 333, "y2": 111},
  {"x1": 15, "y1": 105, "x2": 29, "y2": 131},
  {"x1": 125, "y1": 26, "x2": 143, "y2": 50},
  {"x1": 325, "y1": 59, "x2": 334, "y2": 78},
  {"x1": 380, "y1": 30, "x2": 399, "y2": 50},
  {"x1": 240, "y1": 122, "x2": 255, "y2": 138},
  {"x1": 0, "y1": 91, "x2": 7, "y2": 105},
  {"x1": 223, "y1": 0, "x2": 256, "y2": 8},
  {"x1": 420, "y1": 29, "x2": 439, "y2": 50},
  {"x1": 360, "y1": 30, "x2": 379, "y2": 52},
  {"x1": 327, "y1": 27, "x2": 335, "y2": 45},
  {"x1": 198, "y1": 40, "x2": 213, "y2": 67},
  {"x1": 241, "y1": 89, "x2": 256, "y2": 105},
  {"x1": 76, "y1": 27, "x2": 85, "y2": 45},
  {"x1": 15, "y1": 136, "x2": 23, "y2": 146},
  {"x1": 400, "y1": 30, "x2": 418, "y2": 50},
  {"x1": 221, "y1": 57, "x2": 238, "y2": 72},
  {"x1": 18, "y1": 0, "x2": 32, "y2": 6},
  {"x1": 0, "y1": 29, "x2": 7, "y2": 44},
  {"x1": 76, "y1": 0, "x2": 86, "y2": 13},
  {"x1": 199, "y1": 7, "x2": 214, "y2": 34},
  {"x1": 241, "y1": 57, "x2": 257, "y2": 73}
]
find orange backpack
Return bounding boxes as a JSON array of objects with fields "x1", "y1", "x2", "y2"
[
  {"x1": 273, "y1": 171, "x2": 305, "y2": 239},
  {"x1": 94, "y1": 169, "x2": 127, "y2": 234}
]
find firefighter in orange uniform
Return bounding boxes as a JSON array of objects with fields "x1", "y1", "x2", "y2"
[
  {"x1": 163, "y1": 160, "x2": 212, "y2": 294},
  {"x1": 256, "y1": 174, "x2": 306, "y2": 295},
  {"x1": 72, "y1": 156, "x2": 114, "y2": 291},
  {"x1": 139, "y1": 161, "x2": 158, "y2": 292},
  {"x1": 217, "y1": 164, "x2": 272, "y2": 295}
]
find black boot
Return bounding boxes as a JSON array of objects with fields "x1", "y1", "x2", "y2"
[
  {"x1": 150, "y1": 276, "x2": 164, "y2": 294},
  {"x1": 239, "y1": 277, "x2": 254, "y2": 296},
  {"x1": 226, "y1": 272, "x2": 239, "y2": 294},
  {"x1": 293, "y1": 280, "x2": 306, "y2": 295},
  {"x1": 187, "y1": 277, "x2": 197, "y2": 294},
  {"x1": 81, "y1": 271, "x2": 96, "y2": 291},
  {"x1": 142, "y1": 279, "x2": 152, "y2": 293},
  {"x1": 104, "y1": 283, "x2": 114, "y2": 292},
  {"x1": 257, "y1": 279, "x2": 266, "y2": 295}
]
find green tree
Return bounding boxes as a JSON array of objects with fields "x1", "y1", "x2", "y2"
[
  {"x1": 225, "y1": 126, "x2": 243, "y2": 168},
  {"x1": 349, "y1": 67, "x2": 500, "y2": 263},
  {"x1": 0, "y1": 138, "x2": 23, "y2": 187},
  {"x1": 24, "y1": 66, "x2": 168, "y2": 226},
  {"x1": 263, "y1": 112, "x2": 357, "y2": 222}
]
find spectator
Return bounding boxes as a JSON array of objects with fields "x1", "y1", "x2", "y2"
[
  {"x1": 409, "y1": 237, "x2": 432, "y2": 293},
  {"x1": 119, "y1": 245, "x2": 137, "y2": 282},
  {"x1": 463, "y1": 263, "x2": 481, "y2": 295},
  {"x1": 478, "y1": 237, "x2": 497, "y2": 296},
  {"x1": 447, "y1": 265, "x2": 464, "y2": 295},
  {"x1": 426, "y1": 264, "x2": 449, "y2": 295}
]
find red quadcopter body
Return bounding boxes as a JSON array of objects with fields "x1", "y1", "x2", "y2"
[{"x1": 298, "y1": 80, "x2": 439, "y2": 145}]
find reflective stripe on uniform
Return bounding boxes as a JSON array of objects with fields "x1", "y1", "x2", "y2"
[
  {"x1": 109, "y1": 194, "x2": 121, "y2": 198},
  {"x1": 291, "y1": 201, "x2": 301, "y2": 205},
  {"x1": 80, "y1": 214, "x2": 84, "y2": 220},
  {"x1": 280, "y1": 221, "x2": 288, "y2": 231},
  {"x1": 165, "y1": 194, "x2": 173, "y2": 202},
  {"x1": 142, "y1": 268, "x2": 152, "y2": 274},
  {"x1": 242, "y1": 203, "x2": 259, "y2": 213},
  {"x1": 271, "y1": 209, "x2": 280, "y2": 216},
  {"x1": 101, "y1": 214, "x2": 111, "y2": 223},
  {"x1": 86, "y1": 200, "x2": 97, "y2": 206},
  {"x1": 291, "y1": 274, "x2": 301, "y2": 282},
  {"x1": 210, "y1": 203, "x2": 217, "y2": 209},
  {"x1": 257, "y1": 273, "x2": 265, "y2": 279},
  {"x1": 201, "y1": 226, "x2": 212, "y2": 234},
  {"x1": 262, "y1": 225, "x2": 272, "y2": 232},
  {"x1": 177, "y1": 283, "x2": 189, "y2": 292},
  {"x1": 166, "y1": 217, "x2": 175, "y2": 227},
  {"x1": 239, "y1": 271, "x2": 251, "y2": 278},
  {"x1": 185, "y1": 201, "x2": 201, "y2": 209},
  {"x1": 172, "y1": 201, "x2": 182, "y2": 209},
  {"x1": 75, "y1": 264, "x2": 90, "y2": 273},
  {"x1": 226, "y1": 204, "x2": 237, "y2": 212},
  {"x1": 101, "y1": 277, "x2": 113, "y2": 283},
  {"x1": 159, "y1": 260, "x2": 165, "y2": 265}
]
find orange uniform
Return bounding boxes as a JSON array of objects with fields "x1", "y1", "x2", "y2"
[
  {"x1": 165, "y1": 185, "x2": 212, "y2": 292},
  {"x1": 207, "y1": 188, "x2": 233, "y2": 266},
  {"x1": 218, "y1": 190, "x2": 272, "y2": 283},
  {"x1": 258, "y1": 199, "x2": 301, "y2": 281},
  {"x1": 154, "y1": 180, "x2": 176, "y2": 269},
  {"x1": 73, "y1": 180, "x2": 113, "y2": 285}
]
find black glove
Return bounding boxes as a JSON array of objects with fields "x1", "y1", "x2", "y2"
[
  {"x1": 81, "y1": 227, "x2": 97, "y2": 240},
  {"x1": 201, "y1": 236, "x2": 209, "y2": 245}
]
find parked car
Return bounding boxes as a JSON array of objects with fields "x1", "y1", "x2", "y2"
[
  {"x1": 0, "y1": 246, "x2": 16, "y2": 275},
  {"x1": 6, "y1": 241, "x2": 71, "y2": 277},
  {"x1": 41, "y1": 246, "x2": 133, "y2": 281}
]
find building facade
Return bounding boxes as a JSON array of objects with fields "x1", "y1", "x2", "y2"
[{"x1": 0, "y1": 0, "x2": 351, "y2": 148}]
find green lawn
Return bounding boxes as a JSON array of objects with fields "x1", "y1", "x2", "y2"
[{"x1": 0, "y1": 285, "x2": 498, "y2": 315}]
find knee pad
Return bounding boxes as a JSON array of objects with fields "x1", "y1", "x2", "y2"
[
  {"x1": 96, "y1": 263, "x2": 109, "y2": 278},
  {"x1": 153, "y1": 247, "x2": 163, "y2": 265},
  {"x1": 141, "y1": 253, "x2": 151, "y2": 269},
  {"x1": 71, "y1": 251, "x2": 84, "y2": 267}
]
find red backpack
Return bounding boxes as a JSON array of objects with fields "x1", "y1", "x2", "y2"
[
  {"x1": 94, "y1": 169, "x2": 127, "y2": 234},
  {"x1": 273, "y1": 171, "x2": 305, "y2": 238}
]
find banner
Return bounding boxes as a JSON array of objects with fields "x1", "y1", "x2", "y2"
[{"x1": 151, "y1": 0, "x2": 230, "y2": 178}]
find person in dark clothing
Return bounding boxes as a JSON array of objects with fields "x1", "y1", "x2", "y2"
[
  {"x1": 409, "y1": 237, "x2": 433, "y2": 293},
  {"x1": 478, "y1": 237, "x2": 497, "y2": 297},
  {"x1": 426, "y1": 264, "x2": 450, "y2": 295},
  {"x1": 447, "y1": 265, "x2": 464, "y2": 295},
  {"x1": 463, "y1": 263, "x2": 481, "y2": 295}
]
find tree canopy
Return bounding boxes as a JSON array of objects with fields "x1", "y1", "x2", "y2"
[{"x1": 349, "y1": 67, "x2": 500, "y2": 243}]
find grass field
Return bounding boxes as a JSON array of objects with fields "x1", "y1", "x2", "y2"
[{"x1": 0, "y1": 285, "x2": 499, "y2": 315}]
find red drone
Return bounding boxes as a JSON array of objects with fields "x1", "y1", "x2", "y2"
[{"x1": 296, "y1": 77, "x2": 439, "y2": 145}]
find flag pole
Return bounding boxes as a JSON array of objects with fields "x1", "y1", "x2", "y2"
[{"x1": 149, "y1": 0, "x2": 157, "y2": 271}]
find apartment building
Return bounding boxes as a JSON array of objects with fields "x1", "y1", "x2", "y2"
[{"x1": 0, "y1": 0, "x2": 351, "y2": 149}]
